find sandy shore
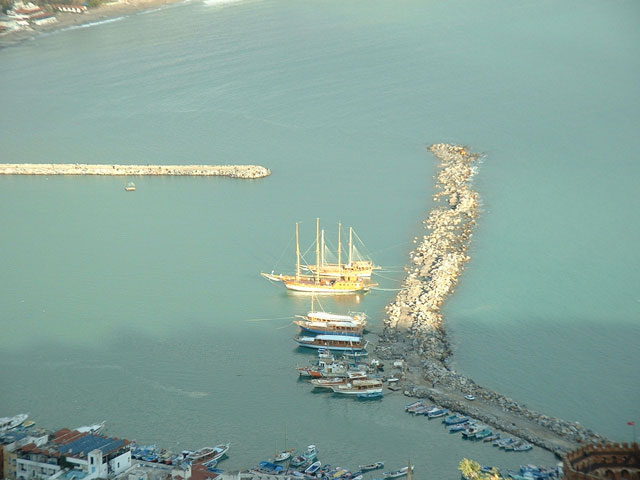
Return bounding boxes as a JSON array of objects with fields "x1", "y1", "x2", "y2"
[{"x1": 0, "y1": 0, "x2": 186, "y2": 48}]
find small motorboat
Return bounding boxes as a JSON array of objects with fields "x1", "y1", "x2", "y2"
[
  {"x1": 250, "y1": 461, "x2": 284, "y2": 475},
  {"x1": 383, "y1": 466, "x2": 409, "y2": 478},
  {"x1": 359, "y1": 461, "x2": 384, "y2": 471},
  {"x1": 75, "y1": 421, "x2": 105, "y2": 434},
  {"x1": 125, "y1": 182, "x2": 136, "y2": 191},
  {"x1": 511, "y1": 443, "x2": 533, "y2": 452},
  {"x1": 357, "y1": 391, "x2": 383, "y2": 400},
  {"x1": 427, "y1": 408, "x2": 449, "y2": 418},
  {"x1": 273, "y1": 448, "x2": 295, "y2": 462},
  {"x1": 305, "y1": 461, "x2": 322, "y2": 474},
  {"x1": 444, "y1": 414, "x2": 469, "y2": 425}
]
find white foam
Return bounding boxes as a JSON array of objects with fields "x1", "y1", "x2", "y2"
[{"x1": 203, "y1": 0, "x2": 245, "y2": 7}]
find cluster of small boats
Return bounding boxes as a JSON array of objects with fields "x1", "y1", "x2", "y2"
[
  {"x1": 131, "y1": 442, "x2": 230, "y2": 468},
  {"x1": 252, "y1": 445, "x2": 411, "y2": 479},
  {"x1": 405, "y1": 400, "x2": 533, "y2": 452},
  {"x1": 298, "y1": 348, "x2": 385, "y2": 399},
  {"x1": 462, "y1": 464, "x2": 563, "y2": 480}
]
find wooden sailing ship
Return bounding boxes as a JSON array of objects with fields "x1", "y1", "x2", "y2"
[
  {"x1": 261, "y1": 219, "x2": 376, "y2": 294},
  {"x1": 303, "y1": 222, "x2": 380, "y2": 278}
]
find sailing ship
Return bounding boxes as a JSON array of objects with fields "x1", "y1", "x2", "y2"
[
  {"x1": 302, "y1": 223, "x2": 380, "y2": 278},
  {"x1": 261, "y1": 220, "x2": 377, "y2": 294}
]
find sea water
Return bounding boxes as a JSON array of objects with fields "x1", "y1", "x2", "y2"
[{"x1": 1, "y1": 0, "x2": 639, "y2": 477}]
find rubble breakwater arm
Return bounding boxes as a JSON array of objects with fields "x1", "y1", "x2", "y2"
[
  {"x1": 0, "y1": 164, "x2": 271, "y2": 179},
  {"x1": 375, "y1": 143, "x2": 607, "y2": 456}
]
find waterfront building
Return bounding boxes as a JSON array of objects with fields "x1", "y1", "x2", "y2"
[
  {"x1": 563, "y1": 442, "x2": 639, "y2": 479},
  {"x1": 7, "y1": 429, "x2": 132, "y2": 480}
]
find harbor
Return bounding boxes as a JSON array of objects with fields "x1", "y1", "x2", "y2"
[{"x1": 0, "y1": 164, "x2": 271, "y2": 178}]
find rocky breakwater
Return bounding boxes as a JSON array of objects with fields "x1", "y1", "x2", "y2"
[
  {"x1": 0, "y1": 164, "x2": 271, "y2": 179},
  {"x1": 375, "y1": 143, "x2": 606, "y2": 456}
]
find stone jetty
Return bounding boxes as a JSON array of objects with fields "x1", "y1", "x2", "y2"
[
  {"x1": 0, "y1": 164, "x2": 271, "y2": 179},
  {"x1": 375, "y1": 143, "x2": 607, "y2": 456}
]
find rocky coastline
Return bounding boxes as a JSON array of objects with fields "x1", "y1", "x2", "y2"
[
  {"x1": 0, "y1": 163, "x2": 271, "y2": 178},
  {"x1": 375, "y1": 143, "x2": 606, "y2": 457}
]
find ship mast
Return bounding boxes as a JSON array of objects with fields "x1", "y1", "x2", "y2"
[
  {"x1": 338, "y1": 222, "x2": 342, "y2": 271},
  {"x1": 315, "y1": 218, "x2": 320, "y2": 283},
  {"x1": 321, "y1": 229, "x2": 325, "y2": 268},
  {"x1": 296, "y1": 222, "x2": 301, "y2": 281},
  {"x1": 349, "y1": 226, "x2": 353, "y2": 266}
]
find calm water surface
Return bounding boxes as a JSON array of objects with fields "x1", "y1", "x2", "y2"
[{"x1": 1, "y1": 0, "x2": 639, "y2": 477}]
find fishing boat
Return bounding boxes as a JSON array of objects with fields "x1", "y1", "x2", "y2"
[
  {"x1": 250, "y1": 461, "x2": 285, "y2": 475},
  {"x1": 261, "y1": 220, "x2": 376, "y2": 294},
  {"x1": 22, "y1": 420, "x2": 35, "y2": 428},
  {"x1": 187, "y1": 443, "x2": 229, "y2": 463},
  {"x1": 302, "y1": 223, "x2": 380, "y2": 278},
  {"x1": 359, "y1": 461, "x2": 384, "y2": 471},
  {"x1": 124, "y1": 182, "x2": 136, "y2": 191},
  {"x1": 0, "y1": 413, "x2": 28, "y2": 432},
  {"x1": 382, "y1": 466, "x2": 409, "y2": 478},
  {"x1": 357, "y1": 391, "x2": 383, "y2": 399},
  {"x1": 295, "y1": 334, "x2": 368, "y2": 351},
  {"x1": 474, "y1": 428, "x2": 493, "y2": 440},
  {"x1": 511, "y1": 443, "x2": 533, "y2": 452},
  {"x1": 443, "y1": 414, "x2": 469, "y2": 425},
  {"x1": 305, "y1": 461, "x2": 322, "y2": 474},
  {"x1": 311, "y1": 371, "x2": 368, "y2": 388},
  {"x1": 427, "y1": 408, "x2": 449, "y2": 418},
  {"x1": 331, "y1": 379, "x2": 383, "y2": 396}
]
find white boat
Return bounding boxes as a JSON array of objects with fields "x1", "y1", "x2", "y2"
[
  {"x1": 273, "y1": 449, "x2": 295, "y2": 462},
  {"x1": 295, "y1": 334, "x2": 367, "y2": 351},
  {"x1": 0, "y1": 414, "x2": 28, "y2": 432},
  {"x1": 304, "y1": 460, "x2": 321, "y2": 474},
  {"x1": 75, "y1": 421, "x2": 105, "y2": 433},
  {"x1": 187, "y1": 443, "x2": 229, "y2": 463},
  {"x1": 383, "y1": 466, "x2": 410, "y2": 478},
  {"x1": 331, "y1": 379, "x2": 383, "y2": 396}
]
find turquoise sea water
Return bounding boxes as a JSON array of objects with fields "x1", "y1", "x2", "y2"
[{"x1": 1, "y1": 0, "x2": 639, "y2": 478}]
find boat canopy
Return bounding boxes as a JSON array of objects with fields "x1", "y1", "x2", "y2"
[{"x1": 306, "y1": 311, "x2": 364, "y2": 322}]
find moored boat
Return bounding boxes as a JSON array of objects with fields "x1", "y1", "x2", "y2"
[
  {"x1": 331, "y1": 379, "x2": 383, "y2": 396},
  {"x1": 187, "y1": 443, "x2": 229, "y2": 463},
  {"x1": 382, "y1": 466, "x2": 409, "y2": 478},
  {"x1": 359, "y1": 461, "x2": 384, "y2": 471},
  {"x1": 357, "y1": 391, "x2": 383, "y2": 399},
  {"x1": 75, "y1": 421, "x2": 105, "y2": 434},
  {"x1": 311, "y1": 371, "x2": 368, "y2": 388},
  {"x1": 294, "y1": 318, "x2": 365, "y2": 336},
  {"x1": 295, "y1": 334, "x2": 367, "y2": 351},
  {"x1": 0, "y1": 413, "x2": 28, "y2": 432},
  {"x1": 262, "y1": 220, "x2": 376, "y2": 294},
  {"x1": 427, "y1": 408, "x2": 449, "y2": 418},
  {"x1": 305, "y1": 460, "x2": 322, "y2": 474}
]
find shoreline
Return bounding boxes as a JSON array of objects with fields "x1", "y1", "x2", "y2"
[
  {"x1": 374, "y1": 143, "x2": 607, "y2": 457},
  {"x1": 0, "y1": 0, "x2": 187, "y2": 48}
]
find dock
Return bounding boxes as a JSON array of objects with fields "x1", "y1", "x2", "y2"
[{"x1": 0, "y1": 164, "x2": 271, "y2": 179}]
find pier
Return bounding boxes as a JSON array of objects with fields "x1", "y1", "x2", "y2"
[
  {"x1": 375, "y1": 143, "x2": 607, "y2": 456},
  {"x1": 0, "y1": 164, "x2": 271, "y2": 179}
]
